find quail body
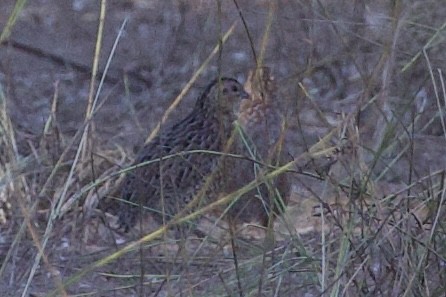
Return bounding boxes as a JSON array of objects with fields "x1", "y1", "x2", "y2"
[{"x1": 117, "y1": 77, "x2": 249, "y2": 231}]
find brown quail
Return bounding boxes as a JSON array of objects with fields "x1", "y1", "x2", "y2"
[
  {"x1": 221, "y1": 67, "x2": 291, "y2": 226},
  {"x1": 117, "y1": 77, "x2": 249, "y2": 231}
]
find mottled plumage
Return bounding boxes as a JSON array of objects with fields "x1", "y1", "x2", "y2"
[
  {"x1": 221, "y1": 67, "x2": 291, "y2": 226},
  {"x1": 117, "y1": 78, "x2": 249, "y2": 231}
]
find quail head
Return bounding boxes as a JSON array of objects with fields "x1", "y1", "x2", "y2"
[{"x1": 117, "y1": 77, "x2": 249, "y2": 231}]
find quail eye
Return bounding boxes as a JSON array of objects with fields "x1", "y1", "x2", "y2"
[{"x1": 231, "y1": 85, "x2": 239, "y2": 92}]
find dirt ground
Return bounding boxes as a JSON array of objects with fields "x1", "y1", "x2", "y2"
[{"x1": 1, "y1": 0, "x2": 446, "y2": 296}]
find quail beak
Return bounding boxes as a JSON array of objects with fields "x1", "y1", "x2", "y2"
[
  {"x1": 240, "y1": 90, "x2": 250, "y2": 100},
  {"x1": 234, "y1": 90, "x2": 250, "y2": 117}
]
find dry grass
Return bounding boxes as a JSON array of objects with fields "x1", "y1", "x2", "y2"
[{"x1": 0, "y1": 0, "x2": 446, "y2": 296}]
